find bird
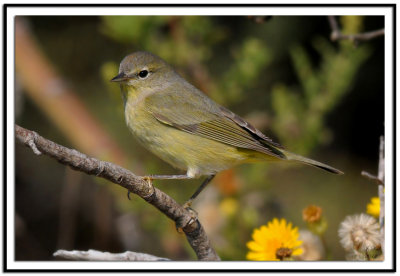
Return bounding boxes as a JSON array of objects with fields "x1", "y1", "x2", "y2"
[{"x1": 111, "y1": 51, "x2": 343, "y2": 206}]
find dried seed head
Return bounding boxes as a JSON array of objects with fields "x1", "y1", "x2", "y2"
[
  {"x1": 294, "y1": 230, "x2": 325, "y2": 261},
  {"x1": 338, "y1": 214, "x2": 381, "y2": 253}
]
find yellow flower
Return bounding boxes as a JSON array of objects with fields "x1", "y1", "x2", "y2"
[
  {"x1": 246, "y1": 218, "x2": 303, "y2": 261},
  {"x1": 366, "y1": 197, "x2": 380, "y2": 218}
]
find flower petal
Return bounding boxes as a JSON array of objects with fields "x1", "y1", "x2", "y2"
[{"x1": 246, "y1": 218, "x2": 302, "y2": 261}]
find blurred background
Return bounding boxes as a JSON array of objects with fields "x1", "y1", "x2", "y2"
[{"x1": 15, "y1": 15, "x2": 384, "y2": 260}]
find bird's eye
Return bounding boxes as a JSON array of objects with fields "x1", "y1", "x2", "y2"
[{"x1": 138, "y1": 70, "x2": 149, "y2": 79}]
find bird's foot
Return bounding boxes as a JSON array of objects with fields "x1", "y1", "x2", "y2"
[
  {"x1": 142, "y1": 175, "x2": 154, "y2": 181},
  {"x1": 176, "y1": 202, "x2": 198, "y2": 233},
  {"x1": 182, "y1": 199, "x2": 193, "y2": 210},
  {"x1": 183, "y1": 200, "x2": 198, "y2": 224},
  {"x1": 141, "y1": 176, "x2": 155, "y2": 199}
]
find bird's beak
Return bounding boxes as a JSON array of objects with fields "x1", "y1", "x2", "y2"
[{"x1": 110, "y1": 72, "x2": 128, "y2": 82}]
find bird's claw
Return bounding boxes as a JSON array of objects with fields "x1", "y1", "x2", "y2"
[
  {"x1": 182, "y1": 199, "x2": 193, "y2": 210},
  {"x1": 185, "y1": 207, "x2": 198, "y2": 221},
  {"x1": 183, "y1": 200, "x2": 198, "y2": 223},
  {"x1": 176, "y1": 203, "x2": 198, "y2": 233},
  {"x1": 141, "y1": 176, "x2": 155, "y2": 199},
  {"x1": 142, "y1": 175, "x2": 154, "y2": 182}
]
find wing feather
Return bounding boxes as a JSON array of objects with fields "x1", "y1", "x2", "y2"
[{"x1": 145, "y1": 85, "x2": 285, "y2": 159}]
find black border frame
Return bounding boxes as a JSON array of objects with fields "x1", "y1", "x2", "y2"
[{"x1": 3, "y1": 3, "x2": 396, "y2": 273}]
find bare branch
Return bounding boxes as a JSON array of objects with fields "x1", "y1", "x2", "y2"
[
  {"x1": 15, "y1": 124, "x2": 220, "y2": 261},
  {"x1": 328, "y1": 15, "x2": 341, "y2": 41},
  {"x1": 327, "y1": 16, "x2": 384, "y2": 45},
  {"x1": 377, "y1": 136, "x2": 384, "y2": 255},
  {"x1": 54, "y1": 249, "x2": 169, "y2": 261},
  {"x1": 17, "y1": 128, "x2": 42, "y2": 155},
  {"x1": 361, "y1": 135, "x2": 385, "y2": 256},
  {"x1": 361, "y1": 171, "x2": 384, "y2": 185},
  {"x1": 378, "y1": 136, "x2": 385, "y2": 183}
]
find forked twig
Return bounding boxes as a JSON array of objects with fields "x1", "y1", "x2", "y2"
[{"x1": 328, "y1": 16, "x2": 384, "y2": 45}]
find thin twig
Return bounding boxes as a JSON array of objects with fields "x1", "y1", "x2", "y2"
[
  {"x1": 377, "y1": 136, "x2": 384, "y2": 255},
  {"x1": 360, "y1": 135, "x2": 385, "y2": 256},
  {"x1": 361, "y1": 171, "x2": 384, "y2": 186},
  {"x1": 15, "y1": 124, "x2": 220, "y2": 261},
  {"x1": 327, "y1": 16, "x2": 384, "y2": 45},
  {"x1": 54, "y1": 249, "x2": 170, "y2": 261}
]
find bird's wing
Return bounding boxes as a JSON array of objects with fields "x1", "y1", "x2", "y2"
[{"x1": 145, "y1": 89, "x2": 286, "y2": 159}]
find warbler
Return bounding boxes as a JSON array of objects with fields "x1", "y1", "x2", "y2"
[{"x1": 111, "y1": 51, "x2": 343, "y2": 205}]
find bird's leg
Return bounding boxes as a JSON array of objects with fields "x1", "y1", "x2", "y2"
[
  {"x1": 182, "y1": 175, "x2": 216, "y2": 209},
  {"x1": 176, "y1": 175, "x2": 215, "y2": 233},
  {"x1": 143, "y1": 174, "x2": 193, "y2": 180},
  {"x1": 127, "y1": 175, "x2": 192, "y2": 200}
]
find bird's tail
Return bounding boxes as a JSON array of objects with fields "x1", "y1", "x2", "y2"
[{"x1": 282, "y1": 150, "x2": 343, "y2": 175}]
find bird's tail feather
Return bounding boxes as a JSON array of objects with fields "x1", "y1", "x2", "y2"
[{"x1": 283, "y1": 150, "x2": 343, "y2": 175}]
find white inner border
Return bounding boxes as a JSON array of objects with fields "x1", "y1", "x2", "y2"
[{"x1": 5, "y1": 5, "x2": 394, "y2": 271}]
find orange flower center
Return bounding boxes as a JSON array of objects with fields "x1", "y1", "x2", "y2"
[{"x1": 276, "y1": 247, "x2": 292, "y2": 260}]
